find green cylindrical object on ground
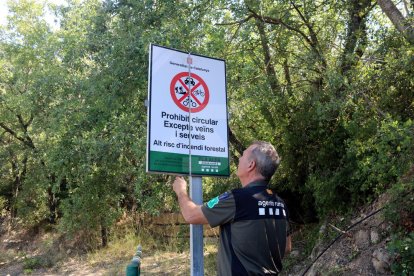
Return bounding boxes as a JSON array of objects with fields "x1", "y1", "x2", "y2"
[
  {"x1": 126, "y1": 262, "x2": 139, "y2": 276},
  {"x1": 126, "y1": 245, "x2": 142, "y2": 276}
]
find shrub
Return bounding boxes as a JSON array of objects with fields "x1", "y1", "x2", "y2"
[{"x1": 388, "y1": 233, "x2": 414, "y2": 276}]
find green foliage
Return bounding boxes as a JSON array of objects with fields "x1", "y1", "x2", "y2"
[
  {"x1": 352, "y1": 120, "x2": 412, "y2": 192},
  {"x1": 388, "y1": 233, "x2": 414, "y2": 276},
  {"x1": 309, "y1": 118, "x2": 413, "y2": 216},
  {"x1": 22, "y1": 253, "x2": 55, "y2": 273},
  {"x1": 23, "y1": 256, "x2": 44, "y2": 270},
  {"x1": 385, "y1": 167, "x2": 414, "y2": 276},
  {"x1": 0, "y1": 196, "x2": 6, "y2": 212}
]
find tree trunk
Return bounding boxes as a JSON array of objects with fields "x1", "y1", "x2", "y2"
[
  {"x1": 101, "y1": 221, "x2": 108, "y2": 247},
  {"x1": 377, "y1": 0, "x2": 414, "y2": 45},
  {"x1": 255, "y1": 19, "x2": 280, "y2": 94},
  {"x1": 10, "y1": 158, "x2": 20, "y2": 218},
  {"x1": 255, "y1": 19, "x2": 279, "y2": 129},
  {"x1": 47, "y1": 185, "x2": 58, "y2": 224},
  {"x1": 340, "y1": 0, "x2": 371, "y2": 76},
  {"x1": 283, "y1": 59, "x2": 292, "y2": 96},
  {"x1": 228, "y1": 127, "x2": 245, "y2": 156},
  {"x1": 9, "y1": 151, "x2": 27, "y2": 218}
]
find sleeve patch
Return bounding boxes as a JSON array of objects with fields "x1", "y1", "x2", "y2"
[
  {"x1": 207, "y1": 197, "x2": 219, "y2": 208},
  {"x1": 206, "y1": 192, "x2": 230, "y2": 208}
]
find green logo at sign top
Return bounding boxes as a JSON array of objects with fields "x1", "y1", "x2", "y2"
[{"x1": 207, "y1": 196, "x2": 219, "y2": 208}]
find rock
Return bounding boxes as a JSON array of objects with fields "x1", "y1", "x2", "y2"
[
  {"x1": 290, "y1": 250, "x2": 300, "y2": 258},
  {"x1": 310, "y1": 244, "x2": 322, "y2": 260},
  {"x1": 354, "y1": 230, "x2": 370, "y2": 249},
  {"x1": 372, "y1": 248, "x2": 391, "y2": 274},
  {"x1": 304, "y1": 264, "x2": 321, "y2": 276},
  {"x1": 351, "y1": 213, "x2": 368, "y2": 225},
  {"x1": 370, "y1": 230, "x2": 380, "y2": 244},
  {"x1": 319, "y1": 223, "x2": 327, "y2": 235}
]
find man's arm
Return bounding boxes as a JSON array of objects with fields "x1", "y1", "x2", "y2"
[
  {"x1": 173, "y1": 176, "x2": 208, "y2": 225},
  {"x1": 285, "y1": 235, "x2": 292, "y2": 254}
]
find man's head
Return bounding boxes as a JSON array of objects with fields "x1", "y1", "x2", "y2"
[
  {"x1": 237, "y1": 141, "x2": 281, "y2": 184},
  {"x1": 250, "y1": 141, "x2": 281, "y2": 181}
]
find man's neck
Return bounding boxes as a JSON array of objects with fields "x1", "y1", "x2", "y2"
[{"x1": 240, "y1": 175, "x2": 266, "y2": 187}]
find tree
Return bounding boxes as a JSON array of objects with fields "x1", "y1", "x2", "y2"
[
  {"x1": 377, "y1": 0, "x2": 414, "y2": 45},
  {"x1": 0, "y1": 0, "x2": 65, "y2": 223}
]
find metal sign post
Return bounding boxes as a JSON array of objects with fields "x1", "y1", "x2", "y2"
[
  {"x1": 188, "y1": 53, "x2": 204, "y2": 276},
  {"x1": 190, "y1": 176, "x2": 203, "y2": 276}
]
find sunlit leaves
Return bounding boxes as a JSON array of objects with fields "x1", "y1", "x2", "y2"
[{"x1": 0, "y1": 0, "x2": 413, "y2": 244}]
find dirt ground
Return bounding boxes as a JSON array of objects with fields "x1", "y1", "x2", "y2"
[
  {"x1": 0, "y1": 254, "x2": 192, "y2": 276},
  {"x1": 0, "y1": 243, "x2": 192, "y2": 276},
  {"x1": 0, "y1": 216, "x2": 215, "y2": 276}
]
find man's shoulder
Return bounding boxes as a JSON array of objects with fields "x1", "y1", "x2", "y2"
[
  {"x1": 201, "y1": 191, "x2": 237, "y2": 228},
  {"x1": 204, "y1": 191, "x2": 234, "y2": 209}
]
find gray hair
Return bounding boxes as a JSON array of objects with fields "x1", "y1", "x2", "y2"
[{"x1": 250, "y1": 141, "x2": 281, "y2": 181}]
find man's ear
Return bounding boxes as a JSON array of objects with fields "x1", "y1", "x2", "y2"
[{"x1": 248, "y1": 160, "x2": 256, "y2": 172}]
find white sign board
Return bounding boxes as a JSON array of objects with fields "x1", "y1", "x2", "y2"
[{"x1": 147, "y1": 44, "x2": 229, "y2": 176}]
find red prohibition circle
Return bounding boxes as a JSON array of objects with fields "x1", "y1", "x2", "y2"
[{"x1": 170, "y1": 72, "x2": 210, "y2": 113}]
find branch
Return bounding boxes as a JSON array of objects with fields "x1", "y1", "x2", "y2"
[
  {"x1": 248, "y1": 8, "x2": 313, "y2": 47},
  {"x1": 328, "y1": 223, "x2": 351, "y2": 237},
  {"x1": 27, "y1": 114, "x2": 34, "y2": 127},
  {"x1": 0, "y1": 122, "x2": 36, "y2": 149},
  {"x1": 0, "y1": 122, "x2": 24, "y2": 143},
  {"x1": 402, "y1": 0, "x2": 411, "y2": 16},
  {"x1": 215, "y1": 14, "x2": 254, "y2": 26},
  {"x1": 17, "y1": 114, "x2": 33, "y2": 129},
  {"x1": 17, "y1": 115, "x2": 26, "y2": 129},
  {"x1": 228, "y1": 127, "x2": 245, "y2": 156},
  {"x1": 366, "y1": 2, "x2": 378, "y2": 18},
  {"x1": 228, "y1": 20, "x2": 244, "y2": 44},
  {"x1": 215, "y1": 14, "x2": 255, "y2": 53},
  {"x1": 377, "y1": 0, "x2": 414, "y2": 45},
  {"x1": 290, "y1": 1, "x2": 314, "y2": 44},
  {"x1": 290, "y1": 1, "x2": 327, "y2": 69}
]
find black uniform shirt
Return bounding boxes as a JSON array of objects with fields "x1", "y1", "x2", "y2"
[{"x1": 201, "y1": 180, "x2": 290, "y2": 275}]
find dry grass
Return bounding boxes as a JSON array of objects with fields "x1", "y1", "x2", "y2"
[
  {"x1": 0, "y1": 214, "x2": 219, "y2": 275},
  {"x1": 84, "y1": 228, "x2": 219, "y2": 275},
  {"x1": 139, "y1": 239, "x2": 218, "y2": 275}
]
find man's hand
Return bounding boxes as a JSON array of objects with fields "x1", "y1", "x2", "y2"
[
  {"x1": 171, "y1": 176, "x2": 208, "y2": 225},
  {"x1": 173, "y1": 176, "x2": 187, "y2": 197},
  {"x1": 285, "y1": 235, "x2": 292, "y2": 254}
]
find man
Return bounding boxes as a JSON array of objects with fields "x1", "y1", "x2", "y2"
[{"x1": 173, "y1": 141, "x2": 292, "y2": 275}]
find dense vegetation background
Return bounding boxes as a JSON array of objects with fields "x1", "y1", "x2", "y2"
[{"x1": 1, "y1": 0, "x2": 413, "y2": 273}]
